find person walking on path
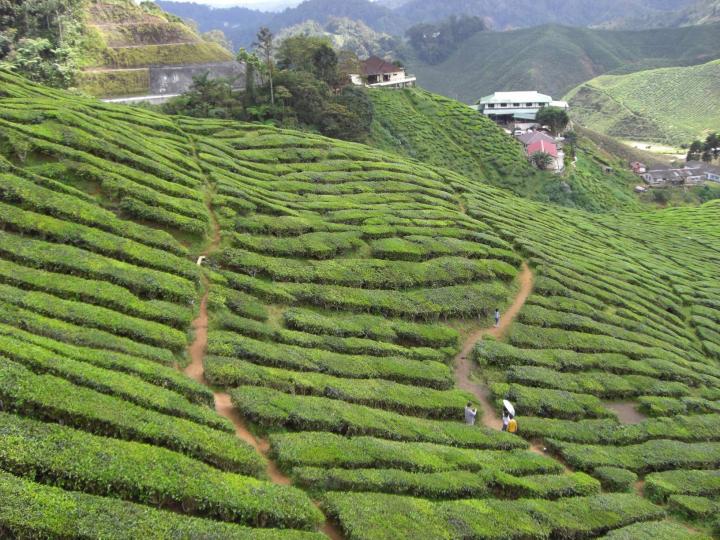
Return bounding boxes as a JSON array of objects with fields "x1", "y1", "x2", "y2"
[
  {"x1": 502, "y1": 408, "x2": 510, "y2": 431},
  {"x1": 494, "y1": 308, "x2": 501, "y2": 328},
  {"x1": 464, "y1": 402, "x2": 477, "y2": 425}
]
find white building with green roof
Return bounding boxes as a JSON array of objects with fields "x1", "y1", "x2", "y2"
[{"x1": 477, "y1": 91, "x2": 568, "y2": 129}]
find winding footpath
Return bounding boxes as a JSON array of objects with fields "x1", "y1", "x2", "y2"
[
  {"x1": 184, "y1": 208, "x2": 345, "y2": 540},
  {"x1": 454, "y1": 262, "x2": 534, "y2": 429}
]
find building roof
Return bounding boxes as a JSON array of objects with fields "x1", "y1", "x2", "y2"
[
  {"x1": 479, "y1": 91, "x2": 553, "y2": 105},
  {"x1": 517, "y1": 131, "x2": 556, "y2": 146},
  {"x1": 527, "y1": 139, "x2": 558, "y2": 158},
  {"x1": 686, "y1": 161, "x2": 720, "y2": 174},
  {"x1": 645, "y1": 168, "x2": 705, "y2": 180},
  {"x1": 362, "y1": 56, "x2": 402, "y2": 76}
]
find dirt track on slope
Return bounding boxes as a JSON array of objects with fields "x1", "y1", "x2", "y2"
[
  {"x1": 454, "y1": 262, "x2": 534, "y2": 429},
  {"x1": 184, "y1": 206, "x2": 344, "y2": 539}
]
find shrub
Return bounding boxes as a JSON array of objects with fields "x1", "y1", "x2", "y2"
[
  {"x1": 232, "y1": 386, "x2": 525, "y2": 450},
  {"x1": 0, "y1": 470, "x2": 325, "y2": 540},
  {"x1": 593, "y1": 467, "x2": 637, "y2": 492},
  {"x1": 206, "y1": 334, "x2": 453, "y2": 389},
  {"x1": 0, "y1": 413, "x2": 322, "y2": 530},
  {"x1": 667, "y1": 495, "x2": 719, "y2": 521},
  {"x1": 490, "y1": 382, "x2": 614, "y2": 420},
  {"x1": 0, "y1": 302, "x2": 174, "y2": 364},
  {"x1": 322, "y1": 492, "x2": 664, "y2": 540},
  {"x1": 0, "y1": 283, "x2": 187, "y2": 351},
  {"x1": 205, "y1": 357, "x2": 469, "y2": 419},
  {"x1": 0, "y1": 231, "x2": 196, "y2": 303},
  {"x1": 644, "y1": 469, "x2": 720, "y2": 503},
  {"x1": 0, "y1": 359, "x2": 263, "y2": 475},
  {"x1": 0, "y1": 322, "x2": 212, "y2": 405},
  {"x1": 0, "y1": 172, "x2": 186, "y2": 254},
  {"x1": 550, "y1": 439, "x2": 720, "y2": 474},
  {"x1": 602, "y1": 520, "x2": 710, "y2": 540},
  {"x1": 0, "y1": 333, "x2": 226, "y2": 430}
]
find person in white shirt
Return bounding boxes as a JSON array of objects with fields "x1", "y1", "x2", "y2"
[{"x1": 464, "y1": 402, "x2": 477, "y2": 425}]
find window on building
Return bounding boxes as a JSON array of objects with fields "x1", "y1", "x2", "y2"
[
  {"x1": 513, "y1": 103, "x2": 520, "y2": 107},
  {"x1": 526, "y1": 103, "x2": 533, "y2": 106},
  {"x1": 487, "y1": 104, "x2": 494, "y2": 108},
  {"x1": 500, "y1": 103, "x2": 507, "y2": 107}
]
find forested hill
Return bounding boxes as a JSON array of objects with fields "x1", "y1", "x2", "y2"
[
  {"x1": 0, "y1": 70, "x2": 719, "y2": 538},
  {"x1": 407, "y1": 22, "x2": 720, "y2": 103}
]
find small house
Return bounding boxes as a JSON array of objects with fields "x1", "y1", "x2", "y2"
[
  {"x1": 517, "y1": 131, "x2": 564, "y2": 172},
  {"x1": 642, "y1": 168, "x2": 705, "y2": 186},
  {"x1": 686, "y1": 161, "x2": 720, "y2": 183},
  {"x1": 351, "y1": 57, "x2": 417, "y2": 89},
  {"x1": 630, "y1": 162, "x2": 647, "y2": 174}
]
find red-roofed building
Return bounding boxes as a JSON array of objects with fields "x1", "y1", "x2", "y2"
[
  {"x1": 527, "y1": 139, "x2": 558, "y2": 158},
  {"x1": 350, "y1": 56, "x2": 416, "y2": 88},
  {"x1": 518, "y1": 133, "x2": 564, "y2": 172}
]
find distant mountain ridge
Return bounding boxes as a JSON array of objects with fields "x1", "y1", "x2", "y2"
[
  {"x1": 157, "y1": 0, "x2": 702, "y2": 49},
  {"x1": 600, "y1": 0, "x2": 720, "y2": 29},
  {"x1": 406, "y1": 23, "x2": 720, "y2": 103}
]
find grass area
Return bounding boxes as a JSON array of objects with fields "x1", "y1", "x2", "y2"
[
  {"x1": 408, "y1": 23, "x2": 720, "y2": 103},
  {"x1": 567, "y1": 59, "x2": 720, "y2": 146},
  {"x1": 0, "y1": 70, "x2": 718, "y2": 537}
]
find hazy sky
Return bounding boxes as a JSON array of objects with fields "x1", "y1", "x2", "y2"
[{"x1": 165, "y1": 0, "x2": 302, "y2": 9}]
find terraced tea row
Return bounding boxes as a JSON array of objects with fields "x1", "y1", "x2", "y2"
[{"x1": 0, "y1": 70, "x2": 717, "y2": 537}]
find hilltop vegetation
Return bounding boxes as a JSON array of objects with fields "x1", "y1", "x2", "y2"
[
  {"x1": 567, "y1": 59, "x2": 720, "y2": 146},
  {"x1": 1, "y1": 70, "x2": 719, "y2": 538},
  {"x1": 368, "y1": 88, "x2": 644, "y2": 211},
  {"x1": 0, "y1": 0, "x2": 232, "y2": 95},
  {"x1": 407, "y1": 23, "x2": 720, "y2": 103}
]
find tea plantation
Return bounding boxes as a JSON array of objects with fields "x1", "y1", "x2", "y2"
[
  {"x1": 368, "y1": 88, "x2": 644, "y2": 213},
  {"x1": 0, "y1": 70, "x2": 718, "y2": 539}
]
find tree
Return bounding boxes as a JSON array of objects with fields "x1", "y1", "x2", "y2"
[
  {"x1": 277, "y1": 34, "x2": 330, "y2": 73},
  {"x1": 312, "y1": 42, "x2": 338, "y2": 86},
  {"x1": 687, "y1": 139, "x2": 703, "y2": 162},
  {"x1": 530, "y1": 151, "x2": 554, "y2": 170},
  {"x1": 563, "y1": 130, "x2": 578, "y2": 159},
  {"x1": 162, "y1": 73, "x2": 238, "y2": 119},
  {"x1": 536, "y1": 106, "x2": 570, "y2": 135},
  {"x1": 705, "y1": 132, "x2": 719, "y2": 161},
  {"x1": 203, "y1": 29, "x2": 232, "y2": 51},
  {"x1": 236, "y1": 48, "x2": 262, "y2": 105},
  {"x1": 334, "y1": 85, "x2": 373, "y2": 141},
  {"x1": 254, "y1": 27, "x2": 275, "y2": 106}
]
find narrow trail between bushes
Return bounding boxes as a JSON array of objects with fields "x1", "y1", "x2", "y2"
[
  {"x1": 454, "y1": 262, "x2": 534, "y2": 430},
  {"x1": 184, "y1": 198, "x2": 345, "y2": 540}
]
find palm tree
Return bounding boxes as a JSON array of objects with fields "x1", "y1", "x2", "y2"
[{"x1": 530, "y1": 151, "x2": 554, "y2": 170}]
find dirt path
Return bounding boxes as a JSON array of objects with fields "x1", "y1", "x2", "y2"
[
  {"x1": 604, "y1": 401, "x2": 648, "y2": 425},
  {"x1": 184, "y1": 201, "x2": 344, "y2": 539},
  {"x1": 454, "y1": 262, "x2": 534, "y2": 429}
]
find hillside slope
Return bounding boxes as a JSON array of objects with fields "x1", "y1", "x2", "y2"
[
  {"x1": 567, "y1": 59, "x2": 720, "y2": 146},
  {"x1": 409, "y1": 23, "x2": 720, "y2": 103},
  {"x1": 77, "y1": 0, "x2": 233, "y2": 97},
  {"x1": 602, "y1": 0, "x2": 720, "y2": 29},
  {"x1": 368, "y1": 88, "x2": 643, "y2": 212},
  {"x1": 0, "y1": 71, "x2": 719, "y2": 538}
]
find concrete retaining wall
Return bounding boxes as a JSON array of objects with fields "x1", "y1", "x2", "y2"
[{"x1": 148, "y1": 61, "x2": 245, "y2": 95}]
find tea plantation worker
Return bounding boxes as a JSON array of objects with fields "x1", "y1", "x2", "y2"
[
  {"x1": 464, "y1": 402, "x2": 477, "y2": 426},
  {"x1": 494, "y1": 308, "x2": 501, "y2": 328},
  {"x1": 508, "y1": 415, "x2": 519, "y2": 434},
  {"x1": 501, "y1": 408, "x2": 510, "y2": 432}
]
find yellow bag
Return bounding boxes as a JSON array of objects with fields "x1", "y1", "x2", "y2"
[{"x1": 508, "y1": 419, "x2": 518, "y2": 433}]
